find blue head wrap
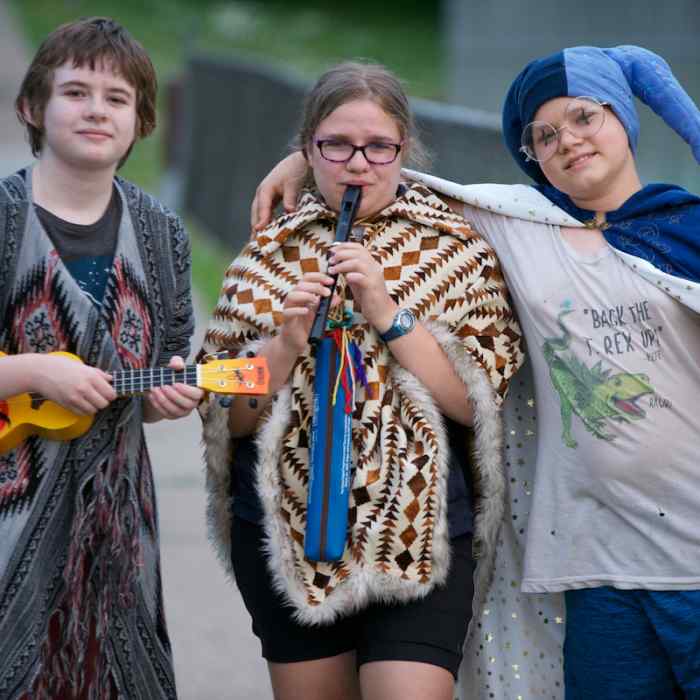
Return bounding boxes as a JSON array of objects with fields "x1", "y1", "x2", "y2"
[{"x1": 502, "y1": 45, "x2": 700, "y2": 183}]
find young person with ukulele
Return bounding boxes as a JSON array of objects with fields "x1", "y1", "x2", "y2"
[{"x1": 0, "y1": 18, "x2": 202, "y2": 699}]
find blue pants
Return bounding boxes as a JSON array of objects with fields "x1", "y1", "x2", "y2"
[{"x1": 564, "y1": 587, "x2": 700, "y2": 699}]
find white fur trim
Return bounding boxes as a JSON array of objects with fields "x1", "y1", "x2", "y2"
[
  {"x1": 253, "y1": 365, "x2": 453, "y2": 624},
  {"x1": 423, "y1": 321, "x2": 506, "y2": 639},
  {"x1": 245, "y1": 323, "x2": 505, "y2": 625},
  {"x1": 200, "y1": 338, "x2": 268, "y2": 579}
]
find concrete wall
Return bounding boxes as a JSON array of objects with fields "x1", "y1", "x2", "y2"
[
  {"x1": 443, "y1": 0, "x2": 700, "y2": 192},
  {"x1": 181, "y1": 54, "x2": 523, "y2": 252}
]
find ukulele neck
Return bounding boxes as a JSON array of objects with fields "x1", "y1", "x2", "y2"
[{"x1": 111, "y1": 365, "x2": 198, "y2": 396}]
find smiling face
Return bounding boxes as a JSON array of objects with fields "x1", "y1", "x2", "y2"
[
  {"x1": 306, "y1": 98, "x2": 404, "y2": 219},
  {"x1": 535, "y1": 97, "x2": 641, "y2": 210},
  {"x1": 32, "y1": 60, "x2": 138, "y2": 174}
]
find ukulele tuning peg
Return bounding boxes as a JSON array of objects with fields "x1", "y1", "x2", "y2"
[{"x1": 203, "y1": 350, "x2": 233, "y2": 362}]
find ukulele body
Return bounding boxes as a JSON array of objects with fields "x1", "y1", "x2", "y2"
[{"x1": 0, "y1": 351, "x2": 94, "y2": 453}]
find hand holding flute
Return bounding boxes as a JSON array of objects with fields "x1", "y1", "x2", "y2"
[{"x1": 308, "y1": 185, "x2": 362, "y2": 344}]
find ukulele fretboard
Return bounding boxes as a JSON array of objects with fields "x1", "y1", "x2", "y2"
[{"x1": 112, "y1": 366, "x2": 199, "y2": 395}]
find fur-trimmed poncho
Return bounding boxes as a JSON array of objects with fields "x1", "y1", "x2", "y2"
[{"x1": 200, "y1": 183, "x2": 523, "y2": 624}]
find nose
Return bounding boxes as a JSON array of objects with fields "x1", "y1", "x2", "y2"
[
  {"x1": 346, "y1": 148, "x2": 370, "y2": 171},
  {"x1": 557, "y1": 125, "x2": 582, "y2": 151},
  {"x1": 84, "y1": 94, "x2": 108, "y2": 121}
]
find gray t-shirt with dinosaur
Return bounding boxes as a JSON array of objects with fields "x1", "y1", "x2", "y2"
[{"x1": 465, "y1": 204, "x2": 700, "y2": 592}]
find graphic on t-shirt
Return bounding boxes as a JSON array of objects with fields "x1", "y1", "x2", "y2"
[{"x1": 543, "y1": 309, "x2": 654, "y2": 448}]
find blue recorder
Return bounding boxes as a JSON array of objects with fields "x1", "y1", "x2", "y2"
[{"x1": 305, "y1": 185, "x2": 362, "y2": 562}]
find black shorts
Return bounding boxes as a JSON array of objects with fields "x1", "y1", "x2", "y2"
[{"x1": 230, "y1": 516, "x2": 475, "y2": 679}]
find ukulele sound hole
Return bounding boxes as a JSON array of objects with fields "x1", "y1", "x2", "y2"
[{"x1": 30, "y1": 395, "x2": 46, "y2": 411}]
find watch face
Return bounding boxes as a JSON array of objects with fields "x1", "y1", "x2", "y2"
[
  {"x1": 397, "y1": 309, "x2": 415, "y2": 331},
  {"x1": 380, "y1": 308, "x2": 416, "y2": 342}
]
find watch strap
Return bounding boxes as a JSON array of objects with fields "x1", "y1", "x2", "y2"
[{"x1": 379, "y1": 308, "x2": 416, "y2": 342}]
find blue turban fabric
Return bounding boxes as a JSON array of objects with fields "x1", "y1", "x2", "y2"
[
  {"x1": 539, "y1": 182, "x2": 700, "y2": 283},
  {"x1": 502, "y1": 45, "x2": 700, "y2": 184}
]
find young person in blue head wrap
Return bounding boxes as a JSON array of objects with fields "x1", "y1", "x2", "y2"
[{"x1": 251, "y1": 45, "x2": 700, "y2": 700}]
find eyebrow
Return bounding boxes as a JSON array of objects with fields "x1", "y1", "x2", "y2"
[
  {"x1": 319, "y1": 132, "x2": 398, "y2": 142},
  {"x1": 57, "y1": 80, "x2": 134, "y2": 98}
]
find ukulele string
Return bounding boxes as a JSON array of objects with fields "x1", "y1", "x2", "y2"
[{"x1": 1, "y1": 366, "x2": 264, "y2": 405}]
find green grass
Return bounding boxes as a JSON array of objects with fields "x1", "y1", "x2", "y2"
[{"x1": 10, "y1": 0, "x2": 441, "y2": 305}]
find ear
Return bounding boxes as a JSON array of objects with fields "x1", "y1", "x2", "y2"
[{"x1": 18, "y1": 98, "x2": 40, "y2": 128}]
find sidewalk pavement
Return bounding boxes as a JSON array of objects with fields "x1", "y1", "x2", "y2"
[
  {"x1": 145, "y1": 320, "x2": 271, "y2": 700},
  {"x1": 0, "y1": 3, "x2": 271, "y2": 697}
]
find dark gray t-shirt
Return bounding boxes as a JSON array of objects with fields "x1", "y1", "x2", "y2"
[{"x1": 35, "y1": 187, "x2": 120, "y2": 306}]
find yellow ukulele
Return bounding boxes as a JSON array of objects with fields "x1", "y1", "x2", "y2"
[{"x1": 0, "y1": 351, "x2": 269, "y2": 454}]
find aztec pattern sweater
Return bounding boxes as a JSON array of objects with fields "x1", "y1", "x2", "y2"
[
  {"x1": 0, "y1": 169, "x2": 193, "y2": 700},
  {"x1": 200, "y1": 183, "x2": 523, "y2": 624}
]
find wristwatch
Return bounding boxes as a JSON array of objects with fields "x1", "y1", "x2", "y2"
[{"x1": 379, "y1": 308, "x2": 416, "y2": 342}]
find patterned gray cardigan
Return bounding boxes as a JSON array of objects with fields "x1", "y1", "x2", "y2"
[{"x1": 0, "y1": 169, "x2": 193, "y2": 700}]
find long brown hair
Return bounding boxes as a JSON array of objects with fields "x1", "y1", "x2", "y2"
[{"x1": 297, "y1": 61, "x2": 429, "y2": 169}]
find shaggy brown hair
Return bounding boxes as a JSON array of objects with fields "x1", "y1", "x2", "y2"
[{"x1": 15, "y1": 17, "x2": 157, "y2": 168}]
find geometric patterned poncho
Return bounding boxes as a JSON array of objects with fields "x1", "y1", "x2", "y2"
[
  {"x1": 0, "y1": 168, "x2": 193, "y2": 700},
  {"x1": 200, "y1": 183, "x2": 524, "y2": 625}
]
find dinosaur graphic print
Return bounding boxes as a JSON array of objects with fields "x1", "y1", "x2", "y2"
[{"x1": 543, "y1": 309, "x2": 654, "y2": 448}]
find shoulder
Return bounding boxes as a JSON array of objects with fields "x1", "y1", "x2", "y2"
[
  {"x1": 253, "y1": 190, "x2": 334, "y2": 256},
  {"x1": 115, "y1": 176, "x2": 184, "y2": 228},
  {"x1": 0, "y1": 169, "x2": 30, "y2": 206},
  {"x1": 384, "y1": 183, "x2": 495, "y2": 251},
  {"x1": 391, "y1": 181, "x2": 464, "y2": 221},
  {"x1": 404, "y1": 170, "x2": 583, "y2": 227},
  {"x1": 115, "y1": 177, "x2": 189, "y2": 256}
]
